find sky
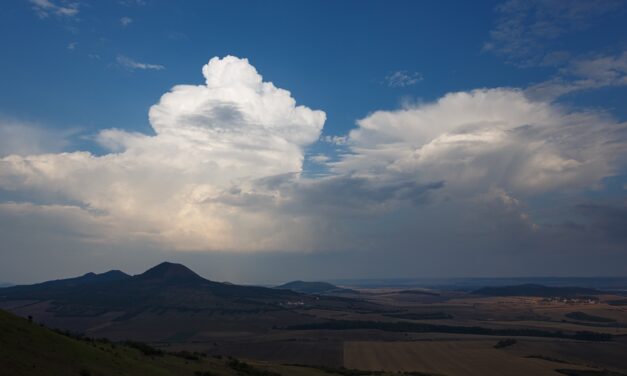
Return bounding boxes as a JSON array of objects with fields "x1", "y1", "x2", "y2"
[{"x1": 1, "y1": 0, "x2": 627, "y2": 284}]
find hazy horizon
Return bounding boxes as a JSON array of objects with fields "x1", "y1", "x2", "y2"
[{"x1": 6, "y1": 255, "x2": 627, "y2": 287}]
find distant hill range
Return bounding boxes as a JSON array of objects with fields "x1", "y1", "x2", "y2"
[
  {"x1": 396, "y1": 289, "x2": 440, "y2": 296},
  {"x1": 275, "y1": 280, "x2": 356, "y2": 295},
  {"x1": 0, "y1": 263, "x2": 317, "y2": 315},
  {"x1": 327, "y1": 277, "x2": 627, "y2": 290},
  {"x1": 473, "y1": 284, "x2": 602, "y2": 297},
  {"x1": 0, "y1": 262, "x2": 373, "y2": 318},
  {"x1": 0, "y1": 282, "x2": 13, "y2": 288}
]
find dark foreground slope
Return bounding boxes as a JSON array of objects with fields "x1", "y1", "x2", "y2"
[{"x1": 0, "y1": 308, "x2": 347, "y2": 376}]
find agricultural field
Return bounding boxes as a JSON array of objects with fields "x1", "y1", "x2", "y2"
[{"x1": 343, "y1": 340, "x2": 612, "y2": 376}]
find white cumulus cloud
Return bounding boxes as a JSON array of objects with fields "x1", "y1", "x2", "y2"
[
  {"x1": 0, "y1": 56, "x2": 325, "y2": 251},
  {"x1": 333, "y1": 88, "x2": 627, "y2": 196}
]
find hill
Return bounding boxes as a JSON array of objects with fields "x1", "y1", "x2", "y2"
[
  {"x1": 0, "y1": 262, "x2": 308, "y2": 315},
  {"x1": 0, "y1": 262, "x2": 378, "y2": 322},
  {"x1": 135, "y1": 262, "x2": 205, "y2": 282},
  {"x1": 473, "y1": 284, "x2": 601, "y2": 297},
  {"x1": 275, "y1": 281, "x2": 355, "y2": 295},
  {"x1": 0, "y1": 308, "x2": 339, "y2": 376}
]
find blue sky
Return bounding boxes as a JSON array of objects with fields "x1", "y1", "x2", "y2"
[
  {"x1": 0, "y1": 3, "x2": 583, "y2": 137},
  {"x1": 1, "y1": 0, "x2": 627, "y2": 283},
  {"x1": 1, "y1": 1, "x2": 626, "y2": 149}
]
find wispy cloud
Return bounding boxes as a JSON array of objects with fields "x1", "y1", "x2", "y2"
[
  {"x1": 119, "y1": 0, "x2": 145, "y2": 6},
  {"x1": 30, "y1": 0, "x2": 79, "y2": 18},
  {"x1": 0, "y1": 116, "x2": 76, "y2": 156},
  {"x1": 385, "y1": 70, "x2": 422, "y2": 87},
  {"x1": 484, "y1": 0, "x2": 624, "y2": 67},
  {"x1": 526, "y1": 51, "x2": 627, "y2": 100},
  {"x1": 322, "y1": 135, "x2": 348, "y2": 146},
  {"x1": 116, "y1": 55, "x2": 164, "y2": 71},
  {"x1": 66, "y1": 42, "x2": 77, "y2": 50},
  {"x1": 120, "y1": 16, "x2": 133, "y2": 27},
  {"x1": 308, "y1": 154, "x2": 331, "y2": 164},
  {"x1": 166, "y1": 31, "x2": 187, "y2": 41}
]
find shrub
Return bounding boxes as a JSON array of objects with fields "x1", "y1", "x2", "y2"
[
  {"x1": 226, "y1": 358, "x2": 281, "y2": 376},
  {"x1": 173, "y1": 350, "x2": 201, "y2": 360},
  {"x1": 123, "y1": 340, "x2": 164, "y2": 357}
]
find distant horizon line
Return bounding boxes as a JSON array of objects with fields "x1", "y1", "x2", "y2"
[{"x1": 4, "y1": 261, "x2": 627, "y2": 288}]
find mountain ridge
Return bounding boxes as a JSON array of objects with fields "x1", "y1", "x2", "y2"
[
  {"x1": 1, "y1": 269, "x2": 130, "y2": 292},
  {"x1": 276, "y1": 280, "x2": 356, "y2": 295},
  {"x1": 0, "y1": 262, "x2": 331, "y2": 316}
]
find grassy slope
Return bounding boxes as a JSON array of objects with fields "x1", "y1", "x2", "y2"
[{"x1": 0, "y1": 309, "x2": 337, "y2": 376}]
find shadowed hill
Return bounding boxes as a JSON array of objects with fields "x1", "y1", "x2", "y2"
[
  {"x1": 473, "y1": 284, "x2": 601, "y2": 297},
  {"x1": 135, "y1": 262, "x2": 205, "y2": 283},
  {"x1": 0, "y1": 270, "x2": 130, "y2": 300},
  {"x1": 7, "y1": 269, "x2": 130, "y2": 289},
  {"x1": 0, "y1": 263, "x2": 378, "y2": 318},
  {"x1": 0, "y1": 262, "x2": 301, "y2": 314}
]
